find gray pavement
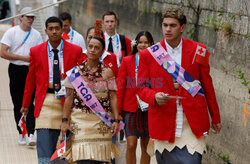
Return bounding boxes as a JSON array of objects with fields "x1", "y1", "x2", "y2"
[{"x1": 0, "y1": 24, "x2": 38, "y2": 164}]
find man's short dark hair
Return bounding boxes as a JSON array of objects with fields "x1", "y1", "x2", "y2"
[
  {"x1": 59, "y1": 12, "x2": 72, "y2": 21},
  {"x1": 162, "y1": 7, "x2": 186, "y2": 25},
  {"x1": 45, "y1": 16, "x2": 63, "y2": 28},
  {"x1": 102, "y1": 11, "x2": 117, "y2": 20}
]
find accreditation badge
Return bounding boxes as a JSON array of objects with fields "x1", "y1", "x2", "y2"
[
  {"x1": 55, "y1": 79, "x2": 66, "y2": 98},
  {"x1": 136, "y1": 94, "x2": 148, "y2": 112}
]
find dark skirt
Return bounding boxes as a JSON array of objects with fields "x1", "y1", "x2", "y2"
[
  {"x1": 123, "y1": 109, "x2": 149, "y2": 138},
  {"x1": 77, "y1": 160, "x2": 107, "y2": 164},
  {"x1": 155, "y1": 146, "x2": 202, "y2": 164}
]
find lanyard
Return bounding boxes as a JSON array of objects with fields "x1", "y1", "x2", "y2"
[
  {"x1": 115, "y1": 34, "x2": 122, "y2": 66},
  {"x1": 14, "y1": 28, "x2": 31, "y2": 52},
  {"x1": 70, "y1": 29, "x2": 74, "y2": 42},
  {"x1": 47, "y1": 40, "x2": 64, "y2": 75},
  {"x1": 115, "y1": 34, "x2": 119, "y2": 51},
  {"x1": 135, "y1": 53, "x2": 139, "y2": 84}
]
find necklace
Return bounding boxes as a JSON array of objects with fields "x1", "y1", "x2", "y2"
[{"x1": 80, "y1": 60, "x2": 103, "y2": 82}]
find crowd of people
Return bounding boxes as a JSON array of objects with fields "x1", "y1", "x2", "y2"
[{"x1": 0, "y1": 6, "x2": 222, "y2": 164}]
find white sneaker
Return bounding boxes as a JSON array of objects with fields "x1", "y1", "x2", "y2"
[
  {"x1": 27, "y1": 134, "x2": 36, "y2": 146},
  {"x1": 18, "y1": 134, "x2": 26, "y2": 145}
]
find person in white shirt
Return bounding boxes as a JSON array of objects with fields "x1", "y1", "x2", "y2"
[
  {"x1": 59, "y1": 12, "x2": 86, "y2": 51},
  {"x1": 102, "y1": 11, "x2": 132, "y2": 67},
  {"x1": 0, "y1": 7, "x2": 43, "y2": 146}
]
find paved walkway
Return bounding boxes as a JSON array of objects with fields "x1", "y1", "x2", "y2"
[{"x1": 0, "y1": 24, "x2": 38, "y2": 164}]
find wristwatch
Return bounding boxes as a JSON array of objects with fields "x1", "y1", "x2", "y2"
[{"x1": 62, "y1": 118, "x2": 68, "y2": 122}]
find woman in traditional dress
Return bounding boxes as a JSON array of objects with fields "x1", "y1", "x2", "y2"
[{"x1": 60, "y1": 33, "x2": 119, "y2": 164}]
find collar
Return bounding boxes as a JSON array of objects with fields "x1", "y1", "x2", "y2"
[
  {"x1": 101, "y1": 50, "x2": 112, "y2": 60},
  {"x1": 48, "y1": 40, "x2": 62, "y2": 52},
  {"x1": 104, "y1": 31, "x2": 117, "y2": 40},
  {"x1": 18, "y1": 25, "x2": 32, "y2": 32},
  {"x1": 67, "y1": 26, "x2": 73, "y2": 36},
  {"x1": 165, "y1": 38, "x2": 183, "y2": 51}
]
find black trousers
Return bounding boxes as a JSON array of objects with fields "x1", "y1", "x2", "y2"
[
  {"x1": 37, "y1": 129, "x2": 65, "y2": 164},
  {"x1": 8, "y1": 63, "x2": 35, "y2": 135}
]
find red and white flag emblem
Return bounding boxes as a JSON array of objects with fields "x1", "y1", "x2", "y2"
[
  {"x1": 108, "y1": 63, "x2": 113, "y2": 67},
  {"x1": 195, "y1": 45, "x2": 206, "y2": 57},
  {"x1": 50, "y1": 140, "x2": 66, "y2": 161},
  {"x1": 194, "y1": 45, "x2": 211, "y2": 66},
  {"x1": 18, "y1": 114, "x2": 28, "y2": 138}
]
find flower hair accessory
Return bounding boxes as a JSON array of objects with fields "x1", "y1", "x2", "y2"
[
  {"x1": 131, "y1": 39, "x2": 137, "y2": 48},
  {"x1": 94, "y1": 19, "x2": 103, "y2": 38}
]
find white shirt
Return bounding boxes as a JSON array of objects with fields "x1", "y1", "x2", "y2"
[
  {"x1": 65, "y1": 27, "x2": 86, "y2": 51},
  {"x1": 0, "y1": 25, "x2": 43, "y2": 66},
  {"x1": 104, "y1": 32, "x2": 122, "y2": 67},
  {"x1": 165, "y1": 39, "x2": 182, "y2": 64},
  {"x1": 47, "y1": 40, "x2": 63, "y2": 83},
  {"x1": 165, "y1": 39, "x2": 184, "y2": 137}
]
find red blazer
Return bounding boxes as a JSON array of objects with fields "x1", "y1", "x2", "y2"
[
  {"x1": 22, "y1": 40, "x2": 83, "y2": 118},
  {"x1": 102, "y1": 51, "x2": 118, "y2": 77},
  {"x1": 137, "y1": 38, "x2": 221, "y2": 143},
  {"x1": 117, "y1": 55, "x2": 138, "y2": 113},
  {"x1": 80, "y1": 50, "x2": 118, "y2": 77}
]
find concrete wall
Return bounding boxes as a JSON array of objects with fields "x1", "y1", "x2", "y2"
[{"x1": 59, "y1": 0, "x2": 250, "y2": 163}]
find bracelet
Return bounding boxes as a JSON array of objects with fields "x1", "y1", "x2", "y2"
[
  {"x1": 114, "y1": 119, "x2": 119, "y2": 123},
  {"x1": 62, "y1": 118, "x2": 68, "y2": 122}
]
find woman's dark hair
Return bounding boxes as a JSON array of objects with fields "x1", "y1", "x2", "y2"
[
  {"x1": 86, "y1": 26, "x2": 94, "y2": 39},
  {"x1": 86, "y1": 26, "x2": 104, "y2": 41},
  {"x1": 131, "y1": 31, "x2": 154, "y2": 55},
  {"x1": 91, "y1": 37, "x2": 105, "y2": 51},
  {"x1": 45, "y1": 16, "x2": 62, "y2": 28}
]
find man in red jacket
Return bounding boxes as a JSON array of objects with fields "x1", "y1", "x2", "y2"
[
  {"x1": 20, "y1": 17, "x2": 82, "y2": 163},
  {"x1": 137, "y1": 7, "x2": 222, "y2": 164}
]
